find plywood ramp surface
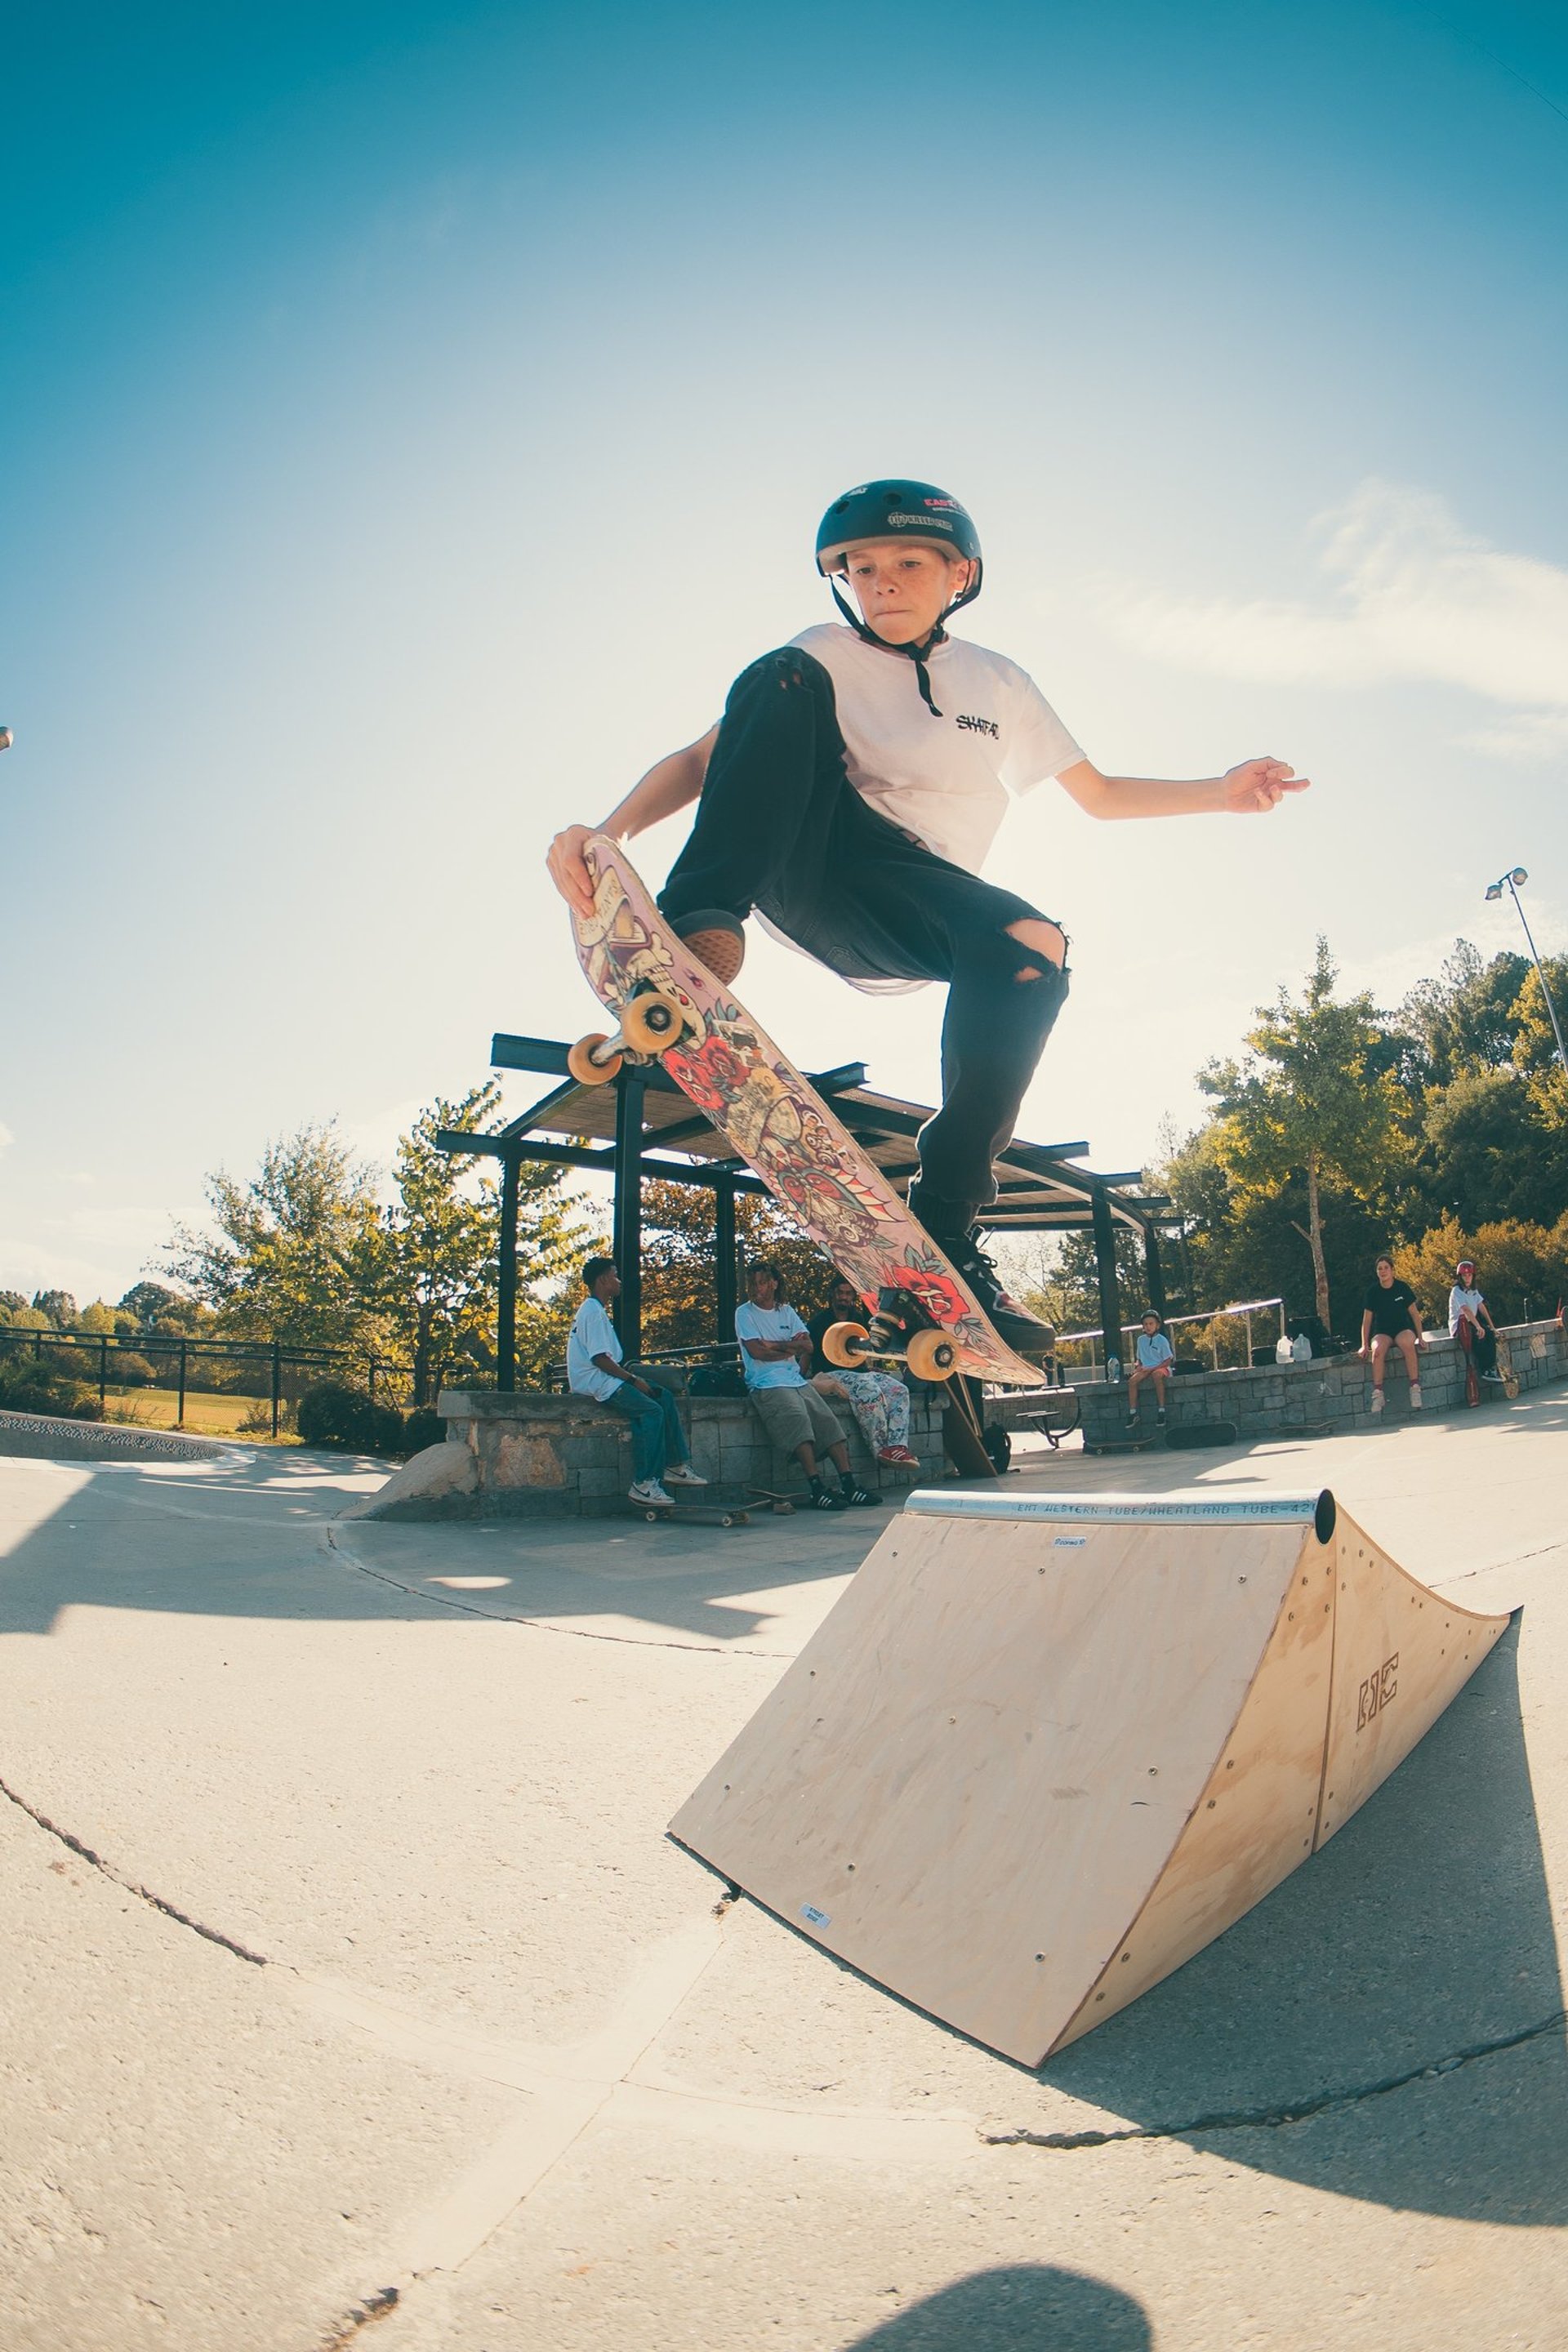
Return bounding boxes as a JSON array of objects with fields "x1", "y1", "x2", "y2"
[{"x1": 669, "y1": 1490, "x2": 1509, "y2": 2067}]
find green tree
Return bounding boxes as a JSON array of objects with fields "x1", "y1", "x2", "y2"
[
  {"x1": 118, "y1": 1281, "x2": 185, "y2": 1330},
  {"x1": 0, "y1": 1290, "x2": 28, "y2": 1321},
  {"x1": 164, "y1": 1123, "x2": 387, "y2": 1353},
  {"x1": 638, "y1": 1180, "x2": 833, "y2": 1356},
  {"x1": 1419, "y1": 1065, "x2": 1568, "y2": 1230},
  {"x1": 32, "y1": 1290, "x2": 78, "y2": 1328},
  {"x1": 378, "y1": 1084, "x2": 596, "y2": 1403},
  {"x1": 1394, "y1": 942, "x2": 1533, "y2": 1089},
  {"x1": 1200, "y1": 938, "x2": 1409, "y2": 1328}
]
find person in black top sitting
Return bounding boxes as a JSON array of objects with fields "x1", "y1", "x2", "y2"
[{"x1": 1358, "y1": 1254, "x2": 1423, "y2": 1416}]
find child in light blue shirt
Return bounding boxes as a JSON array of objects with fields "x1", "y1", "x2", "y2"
[{"x1": 1127, "y1": 1312, "x2": 1175, "y2": 1423}]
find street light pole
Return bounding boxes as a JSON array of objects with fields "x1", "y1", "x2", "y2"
[{"x1": 1485, "y1": 866, "x2": 1568, "y2": 1071}]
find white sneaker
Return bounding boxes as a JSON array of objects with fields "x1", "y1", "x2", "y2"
[
  {"x1": 629, "y1": 1478, "x2": 673, "y2": 1506},
  {"x1": 1370, "y1": 1391, "x2": 1384, "y2": 1414},
  {"x1": 1410, "y1": 1383, "x2": 1423, "y2": 1410},
  {"x1": 664, "y1": 1463, "x2": 709, "y2": 1487}
]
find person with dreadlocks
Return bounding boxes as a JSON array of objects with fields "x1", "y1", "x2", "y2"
[{"x1": 548, "y1": 480, "x2": 1308, "y2": 1350}]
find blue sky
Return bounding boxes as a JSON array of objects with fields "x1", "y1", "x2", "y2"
[{"x1": 3, "y1": 1, "x2": 1566, "y2": 1302}]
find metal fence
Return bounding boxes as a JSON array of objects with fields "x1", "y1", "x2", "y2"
[
  {"x1": 0, "y1": 1327, "x2": 417, "y2": 1439},
  {"x1": 1054, "y1": 1296, "x2": 1289, "y2": 1381}
]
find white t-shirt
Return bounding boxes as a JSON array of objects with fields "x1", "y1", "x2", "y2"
[
  {"x1": 1448, "y1": 1285, "x2": 1485, "y2": 1337},
  {"x1": 786, "y1": 623, "x2": 1085, "y2": 877},
  {"x1": 734, "y1": 1301, "x2": 809, "y2": 1390},
  {"x1": 567, "y1": 1295, "x2": 625, "y2": 1404},
  {"x1": 1135, "y1": 1330, "x2": 1174, "y2": 1370}
]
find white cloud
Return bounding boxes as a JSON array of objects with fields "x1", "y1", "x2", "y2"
[{"x1": 1094, "y1": 480, "x2": 1568, "y2": 753}]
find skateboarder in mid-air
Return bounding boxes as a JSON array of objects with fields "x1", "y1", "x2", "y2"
[{"x1": 549, "y1": 480, "x2": 1309, "y2": 1350}]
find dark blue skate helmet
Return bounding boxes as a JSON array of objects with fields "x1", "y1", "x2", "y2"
[{"x1": 815, "y1": 479, "x2": 982, "y2": 716}]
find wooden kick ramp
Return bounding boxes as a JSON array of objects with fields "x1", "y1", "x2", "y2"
[{"x1": 670, "y1": 1490, "x2": 1511, "y2": 2066}]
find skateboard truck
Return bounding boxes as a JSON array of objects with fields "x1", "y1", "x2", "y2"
[
  {"x1": 822, "y1": 1294, "x2": 960, "y2": 1386},
  {"x1": 568, "y1": 986, "x2": 693, "y2": 1085}
]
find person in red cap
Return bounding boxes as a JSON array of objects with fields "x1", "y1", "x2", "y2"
[{"x1": 1449, "y1": 1260, "x2": 1503, "y2": 1383}]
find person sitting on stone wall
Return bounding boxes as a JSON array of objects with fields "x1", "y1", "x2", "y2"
[
  {"x1": 567, "y1": 1256, "x2": 709, "y2": 1508},
  {"x1": 1449, "y1": 1258, "x2": 1503, "y2": 1383},
  {"x1": 1358, "y1": 1255, "x2": 1423, "y2": 1415},
  {"x1": 736, "y1": 1261, "x2": 880, "y2": 1512},
  {"x1": 805, "y1": 1272, "x2": 920, "y2": 1469},
  {"x1": 1126, "y1": 1311, "x2": 1175, "y2": 1424}
]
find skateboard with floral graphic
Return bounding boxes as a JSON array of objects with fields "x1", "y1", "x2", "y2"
[{"x1": 567, "y1": 834, "x2": 1045, "y2": 1390}]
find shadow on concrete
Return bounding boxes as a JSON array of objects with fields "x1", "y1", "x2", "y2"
[
  {"x1": 0, "y1": 1451, "x2": 866, "y2": 1644},
  {"x1": 840, "y1": 2266, "x2": 1151, "y2": 2350},
  {"x1": 1042, "y1": 1620, "x2": 1568, "y2": 2224}
]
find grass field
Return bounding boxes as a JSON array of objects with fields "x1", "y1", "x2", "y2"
[{"x1": 101, "y1": 1388, "x2": 298, "y2": 1441}]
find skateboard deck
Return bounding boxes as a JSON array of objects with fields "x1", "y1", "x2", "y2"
[{"x1": 569, "y1": 835, "x2": 1044, "y2": 1389}]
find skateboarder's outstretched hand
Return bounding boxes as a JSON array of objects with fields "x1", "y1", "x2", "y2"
[
  {"x1": 548, "y1": 824, "x2": 599, "y2": 917},
  {"x1": 1221, "y1": 757, "x2": 1311, "y2": 814}
]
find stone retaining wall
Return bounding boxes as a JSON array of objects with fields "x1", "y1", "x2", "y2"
[
  {"x1": 372, "y1": 1383, "x2": 950, "y2": 1521},
  {"x1": 1078, "y1": 1318, "x2": 1566, "y2": 1450}
]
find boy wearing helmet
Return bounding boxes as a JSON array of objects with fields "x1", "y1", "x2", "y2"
[{"x1": 548, "y1": 481, "x2": 1307, "y2": 1349}]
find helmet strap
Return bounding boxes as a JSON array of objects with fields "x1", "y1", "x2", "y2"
[{"x1": 826, "y1": 575, "x2": 950, "y2": 718}]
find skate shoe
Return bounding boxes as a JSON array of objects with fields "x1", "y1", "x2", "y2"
[
  {"x1": 906, "y1": 1185, "x2": 1056, "y2": 1357},
  {"x1": 1369, "y1": 1391, "x2": 1384, "y2": 1415},
  {"x1": 1410, "y1": 1383, "x2": 1423, "y2": 1410},
  {"x1": 940, "y1": 1227, "x2": 1058, "y2": 1357},
  {"x1": 628, "y1": 1477, "x2": 673, "y2": 1506},
  {"x1": 664, "y1": 1462, "x2": 709, "y2": 1486},
  {"x1": 670, "y1": 909, "x2": 745, "y2": 985}
]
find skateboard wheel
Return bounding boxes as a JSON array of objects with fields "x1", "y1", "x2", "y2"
[
  {"x1": 568, "y1": 1032, "x2": 621, "y2": 1085},
  {"x1": 822, "y1": 1319, "x2": 871, "y2": 1370},
  {"x1": 906, "y1": 1329, "x2": 959, "y2": 1383},
  {"x1": 621, "y1": 990, "x2": 687, "y2": 1054}
]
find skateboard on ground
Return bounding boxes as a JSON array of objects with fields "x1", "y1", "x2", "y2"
[
  {"x1": 631, "y1": 1497, "x2": 751, "y2": 1529},
  {"x1": 746, "y1": 1487, "x2": 803, "y2": 1514},
  {"x1": 568, "y1": 835, "x2": 1047, "y2": 1411}
]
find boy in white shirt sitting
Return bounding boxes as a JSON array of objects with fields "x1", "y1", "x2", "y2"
[
  {"x1": 566, "y1": 1257, "x2": 708, "y2": 1508},
  {"x1": 550, "y1": 479, "x2": 1307, "y2": 1356},
  {"x1": 734, "y1": 1261, "x2": 878, "y2": 1512}
]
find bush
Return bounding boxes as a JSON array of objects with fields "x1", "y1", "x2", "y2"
[
  {"x1": 296, "y1": 1382, "x2": 407, "y2": 1454},
  {"x1": 399, "y1": 1408, "x2": 446, "y2": 1455},
  {"x1": 0, "y1": 1354, "x2": 102, "y2": 1419}
]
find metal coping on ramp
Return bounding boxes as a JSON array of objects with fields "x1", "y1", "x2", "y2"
[
  {"x1": 671, "y1": 1482, "x2": 1505, "y2": 2065},
  {"x1": 905, "y1": 1486, "x2": 1334, "y2": 1532}
]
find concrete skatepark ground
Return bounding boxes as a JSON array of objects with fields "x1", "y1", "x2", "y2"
[{"x1": 2, "y1": 1401, "x2": 1566, "y2": 2350}]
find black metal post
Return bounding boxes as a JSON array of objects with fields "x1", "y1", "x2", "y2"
[
  {"x1": 177, "y1": 1336, "x2": 188, "y2": 1428},
  {"x1": 1090, "y1": 1185, "x2": 1124, "y2": 1380},
  {"x1": 1143, "y1": 1223, "x2": 1168, "y2": 1321},
  {"x1": 612, "y1": 1070, "x2": 646, "y2": 1358},
  {"x1": 714, "y1": 1176, "x2": 737, "y2": 1349},
  {"x1": 497, "y1": 1149, "x2": 520, "y2": 1392},
  {"x1": 99, "y1": 1334, "x2": 109, "y2": 1413},
  {"x1": 270, "y1": 1343, "x2": 282, "y2": 1440}
]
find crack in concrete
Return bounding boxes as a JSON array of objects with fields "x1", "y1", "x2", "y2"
[
  {"x1": 987, "y1": 2007, "x2": 1568, "y2": 2150},
  {"x1": 0, "y1": 1772, "x2": 269, "y2": 1967},
  {"x1": 314, "y1": 2285, "x2": 400, "y2": 2347},
  {"x1": 324, "y1": 1526, "x2": 796, "y2": 1657}
]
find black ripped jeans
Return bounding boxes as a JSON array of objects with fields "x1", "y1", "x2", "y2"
[{"x1": 658, "y1": 646, "x2": 1069, "y2": 1211}]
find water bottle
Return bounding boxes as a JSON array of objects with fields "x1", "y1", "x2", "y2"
[{"x1": 1107, "y1": 1354, "x2": 1122, "y2": 1386}]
